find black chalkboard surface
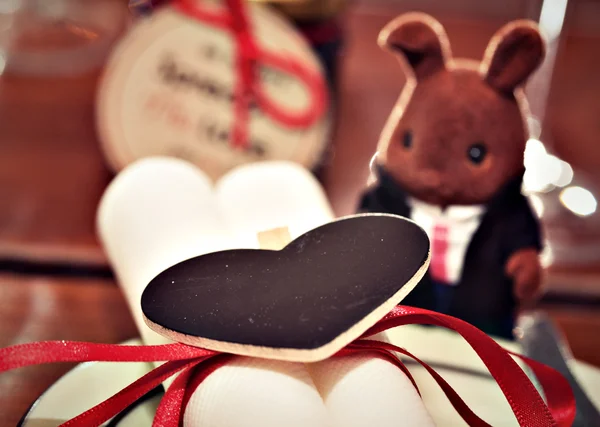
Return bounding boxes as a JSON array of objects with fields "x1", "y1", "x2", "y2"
[{"x1": 142, "y1": 214, "x2": 430, "y2": 362}]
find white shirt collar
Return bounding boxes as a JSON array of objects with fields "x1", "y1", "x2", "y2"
[{"x1": 407, "y1": 197, "x2": 486, "y2": 221}]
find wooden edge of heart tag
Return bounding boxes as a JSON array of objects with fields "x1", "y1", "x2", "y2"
[{"x1": 142, "y1": 214, "x2": 431, "y2": 362}]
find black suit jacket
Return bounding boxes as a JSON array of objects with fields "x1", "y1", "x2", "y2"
[{"x1": 359, "y1": 166, "x2": 542, "y2": 336}]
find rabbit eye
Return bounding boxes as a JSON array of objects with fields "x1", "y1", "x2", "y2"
[
  {"x1": 467, "y1": 143, "x2": 487, "y2": 165},
  {"x1": 402, "y1": 130, "x2": 413, "y2": 149}
]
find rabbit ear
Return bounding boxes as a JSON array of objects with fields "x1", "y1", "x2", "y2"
[
  {"x1": 483, "y1": 21, "x2": 545, "y2": 93},
  {"x1": 378, "y1": 13, "x2": 451, "y2": 81}
]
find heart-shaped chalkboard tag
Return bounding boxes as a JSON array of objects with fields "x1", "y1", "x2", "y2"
[{"x1": 141, "y1": 214, "x2": 430, "y2": 362}]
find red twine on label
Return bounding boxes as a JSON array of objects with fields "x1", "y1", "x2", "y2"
[
  {"x1": 172, "y1": 0, "x2": 328, "y2": 150},
  {"x1": 0, "y1": 306, "x2": 575, "y2": 427}
]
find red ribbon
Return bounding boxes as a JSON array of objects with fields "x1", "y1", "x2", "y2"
[
  {"x1": 0, "y1": 306, "x2": 575, "y2": 427},
  {"x1": 172, "y1": 0, "x2": 328, "y2": 150}
]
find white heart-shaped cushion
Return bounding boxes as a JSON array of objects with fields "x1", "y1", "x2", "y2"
[{"x1": 183, "y1": 333, "x2": 434, "y2": 427}]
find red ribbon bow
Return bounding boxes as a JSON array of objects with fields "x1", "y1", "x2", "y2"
[
  {"x1": 169, "y1": 0, "x2": 328, "y2": 150},
  {"x1": 1, "y1": 306, "x2": 575, "y2": 427}
]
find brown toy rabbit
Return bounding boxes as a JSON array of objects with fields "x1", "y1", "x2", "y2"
[{"x1": 359, "y1": 13, "x2": 546, "y2": 339}]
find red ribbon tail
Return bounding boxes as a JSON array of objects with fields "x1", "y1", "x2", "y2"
[
  {"x1": 256, "y1": 50, "x2": 329, "y2": 128},
  {"x1": 181, "y1": 354, "x2": 236, "y2": 414},
  {"x1": 153, "y1": 362, "x2": 201, "y2": 427},
  {"x1": 509, "y1": 351, "x2": 577, "y2": 427},
  {"x1": 231, "y1": 87, "x2": 251, "y2": 149},
  {"x1": 352, "y1": 339, "x2": 491, "y2": 426},
  {"x1": 365, "y1": 306, "x2": 575, "y2": 427},
  {"x1": 339, "y1": 342, "x2": 421, "y2": 396},
  {"x1": 153, "y1": 354, "x2": 235, "y2": 427},
  {"x1": 0, "y1": 341, "x2": 215, "y2": 372},
  {"x1": 60, "y1": 358, "x2": 207, "y2": 427}
]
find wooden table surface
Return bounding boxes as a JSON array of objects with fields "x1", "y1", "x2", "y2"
[
  {"x1": 0, "y1": 275, "x2": 138, "y2": 426},
  {"x1": 2, "y1": 1, "x2": 600, "y2": 425}
]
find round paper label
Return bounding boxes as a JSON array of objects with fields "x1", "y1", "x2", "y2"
[{"x1": 97, "y1": 2, "x2": 330, "y2": 180}]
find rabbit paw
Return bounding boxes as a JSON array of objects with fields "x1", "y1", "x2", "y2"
[{"x1": 505, "y1": 248, "x2": 542, "y2": 302}]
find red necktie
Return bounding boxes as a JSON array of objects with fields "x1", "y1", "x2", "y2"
[{"x1": 431, "y1": 223, "x2": 449, "y2": 282}]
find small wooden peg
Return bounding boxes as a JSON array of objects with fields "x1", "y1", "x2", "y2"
[{"x1": 257, "y1": 227, "x2": 292, "y2": 250}]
